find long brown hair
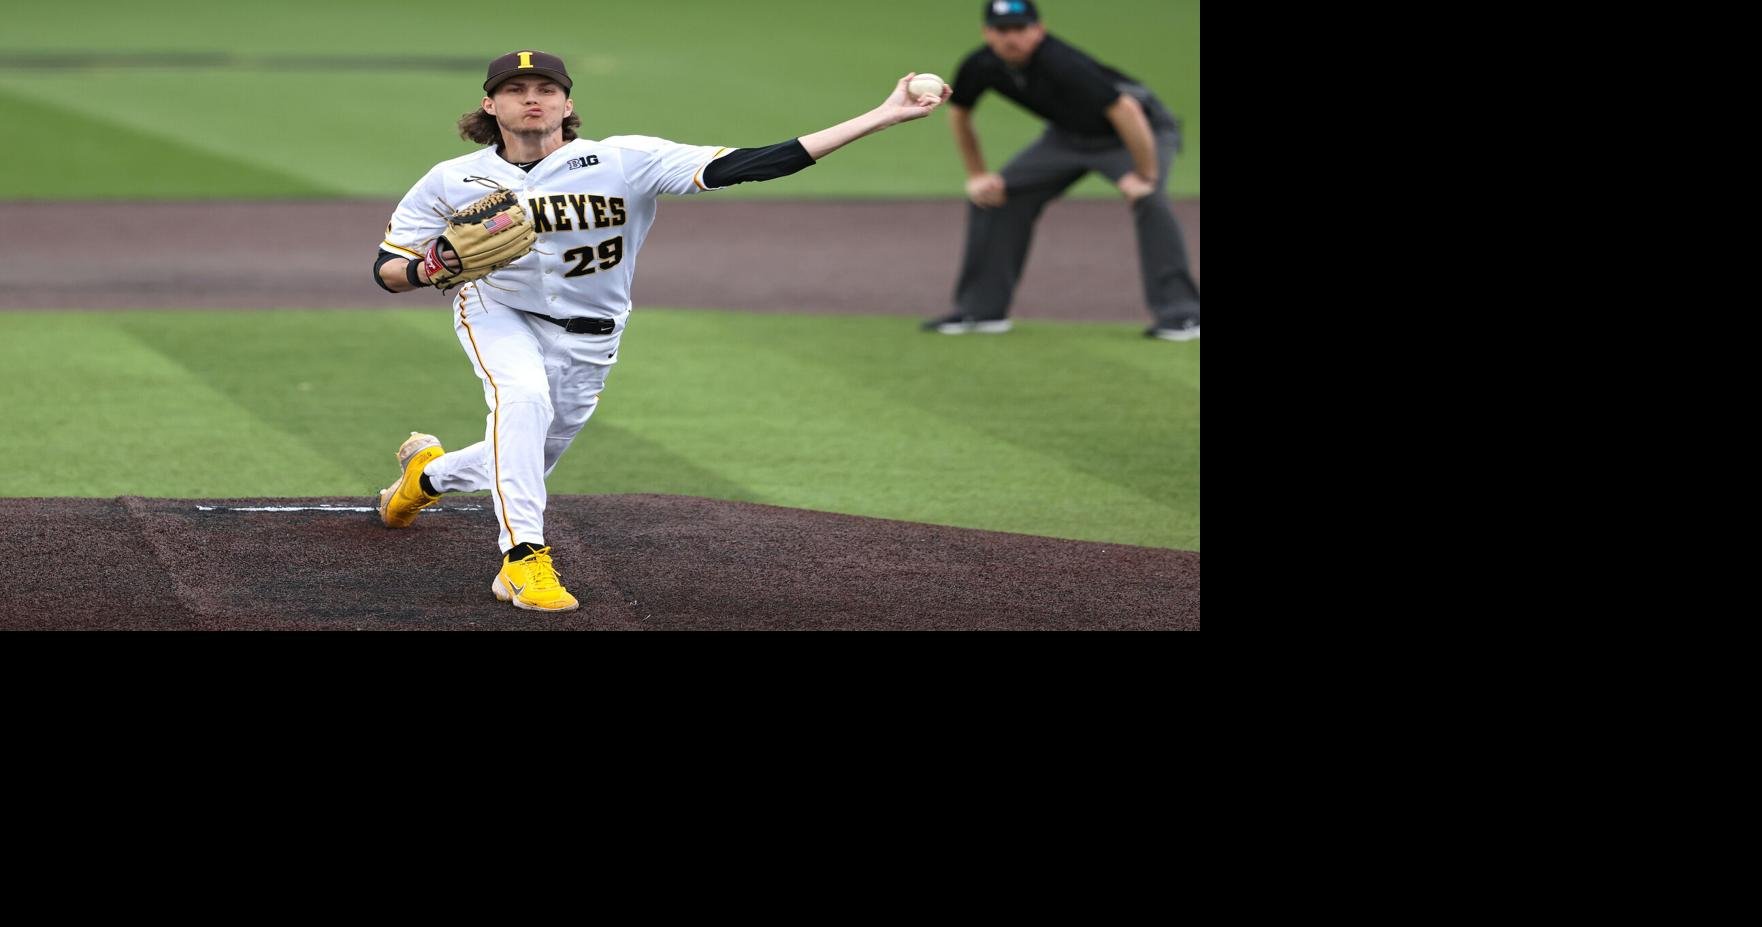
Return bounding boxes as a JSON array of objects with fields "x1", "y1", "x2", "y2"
[{"x1": 457, "y1": 108, "x2": 582, "y2": 146}]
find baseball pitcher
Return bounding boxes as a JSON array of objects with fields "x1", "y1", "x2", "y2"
[{"x1": 371, "y1": 50, "x2": 949, "y2": 612}]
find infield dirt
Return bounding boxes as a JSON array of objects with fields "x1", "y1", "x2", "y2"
[
  {"x1": 0, "y1": 496, "x2": 1199, "y2": 630},
  {"x1": 0, "y1": 198, "x2": 1199, "y2": 318}
]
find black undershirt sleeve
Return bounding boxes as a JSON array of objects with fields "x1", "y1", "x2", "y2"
[
  {"x1": 701, "y1": 139, "x2": 816, "y2": 188},
  {"x1": 373, "y1": 248, "x2": 404, "y2": 293}
]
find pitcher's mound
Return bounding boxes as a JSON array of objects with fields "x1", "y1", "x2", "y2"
[{"x1": 1, "y1": 495, "x2": 1199, "y2": 630}]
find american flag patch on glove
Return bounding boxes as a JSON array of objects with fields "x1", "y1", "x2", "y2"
[{"x1": 482, "y1": 213, "x2": 515, "y2": 234}]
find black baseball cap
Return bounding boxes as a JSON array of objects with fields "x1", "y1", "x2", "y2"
[
  {"x1": 484, "y1": 50, "x2": 573, "y2": 95},
  {"x1": 983, "y1": 0, "x2": 1039, "y2": 26}
]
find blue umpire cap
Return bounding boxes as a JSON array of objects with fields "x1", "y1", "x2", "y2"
[{"x1": 984, "y1": 0, "x2": 1039, "y2": 26}]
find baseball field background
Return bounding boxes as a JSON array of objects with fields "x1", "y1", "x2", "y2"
[
  {"x1": 0, "y1": 0, "x2": 1200, "y2": 628},
  {"x1": 0, "y1": 0, "x2": 1199, "y2": 199}
]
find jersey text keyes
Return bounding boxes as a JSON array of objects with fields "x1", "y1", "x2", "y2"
[{"x1": 522, "y1": 193, "x2": 628, "y2": 233}]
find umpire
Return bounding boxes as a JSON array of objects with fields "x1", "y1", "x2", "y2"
[{"x1": 925, "y1": 0, "x2": 1201, "y2": 340}]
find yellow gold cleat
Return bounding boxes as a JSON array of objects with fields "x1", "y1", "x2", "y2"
[
  {"x1": 491, "y1": 546, "x2": 580, "y2": 612},
  {"x1": 376, "y1": 432, "x2": 445, "y2": 528}
]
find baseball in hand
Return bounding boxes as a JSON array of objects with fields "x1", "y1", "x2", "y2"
[{"x1": 908, "y1": 73, "x2": 946, "y2": 100}]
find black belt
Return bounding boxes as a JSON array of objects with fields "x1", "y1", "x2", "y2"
[{"x1": 524, "y1": 312, "x2": 615, "y2": 335}]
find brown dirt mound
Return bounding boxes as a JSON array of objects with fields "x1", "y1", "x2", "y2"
[
  {"x1": 0, "y1": 495, "x2": 1199, "y2": 631},
  {"x1": 0, "y1": 199, "x2": 1198, "y2": 322}
]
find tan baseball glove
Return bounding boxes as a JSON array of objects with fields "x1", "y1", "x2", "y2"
[{"x1": 419, "y1": 182, "x2": 537, "y2": 290}]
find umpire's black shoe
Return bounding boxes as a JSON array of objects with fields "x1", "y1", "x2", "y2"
[
  {"x1": 1146, "y1": 319, "x2": 1200, "y2": 342},
  {"x1": 922, "y1": 313, "x2": 1013, "y2": 334}
]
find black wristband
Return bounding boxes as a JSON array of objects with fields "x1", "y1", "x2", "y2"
[{"x1": 406, "y1": 257, "x2": 426, "y2": 288}]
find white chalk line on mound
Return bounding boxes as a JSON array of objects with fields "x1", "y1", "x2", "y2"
[{"x1": 193, "y1": 505, "x2": 487, "y2": 513}]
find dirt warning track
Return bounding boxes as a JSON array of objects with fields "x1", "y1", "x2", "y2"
[
  {"x1": 0, "y1": 199, "x2": 1199, "y2": 321},
  {"x1": 0, "y1": 495, "x2": 1199, "y2": 631}
]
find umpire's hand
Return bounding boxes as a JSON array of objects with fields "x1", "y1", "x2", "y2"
[
  {"x1": 966, "y1": 173, "x2": 1006, "y2": 208},
  {"x1": 1116, "y1": 171, "x2": 1156, "y2": 204}
]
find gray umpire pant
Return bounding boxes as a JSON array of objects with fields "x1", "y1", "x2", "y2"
[{"x1": 953, "y1": 113, "x2": 1201, "y2": 326}]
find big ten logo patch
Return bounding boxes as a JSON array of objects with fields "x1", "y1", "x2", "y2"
[
  {"x1": 525, "y1": 194, "x2": 627, "y2": 232},
  {"x1": 566, "y1": 155, "x2": 600, "y2": 171}
]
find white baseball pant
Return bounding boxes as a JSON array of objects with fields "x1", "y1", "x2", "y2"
[{"x1": 421, "y1": 288, "x2": 614, "y2": 552}]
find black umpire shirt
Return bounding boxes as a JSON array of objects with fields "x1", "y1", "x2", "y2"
[{"x1": 949, "y1": 34, "x2": 1139, "y2": 138}]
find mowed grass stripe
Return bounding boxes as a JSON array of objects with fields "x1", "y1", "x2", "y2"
[
  {"x1": 0, "y1": 322, "x2": 358, "y2": 495},
  {"x1": 108, "y1": 310, "x2": 488, "y2": 487},
  {"x1": 0, "y1": 309, "x2": 1200, "y2": 549},
  {"x1": 0, "y1": 86, "x2": 336, "y2": 198},
  {"x1": 0, "y1": 0, "x2": 1199, "y2": 199},
  {"x1": 613, "y1": 317, "x2": 1168, "y2": 522},
  {"x1": 602, "y1": 311, "x2": 1198, "y2": 548}
]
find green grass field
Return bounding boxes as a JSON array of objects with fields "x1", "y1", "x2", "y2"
[
  {"x1": 0, "y1": 0, "x2": 1200, "y2": 198},
  {"x1": 0, "y1": 2, "x2": 1202, "y2": 553},
  {"x1": 0, "y1": 310, "x2": 1200, "y2": 550}
]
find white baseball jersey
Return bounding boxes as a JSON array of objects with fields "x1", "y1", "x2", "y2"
[
  {"x1": 381, "y1": 135, "x2": 729, "y2": 552},
  {"x1": 381, "y1": 135, "x2": 728, "y2": 365}
]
